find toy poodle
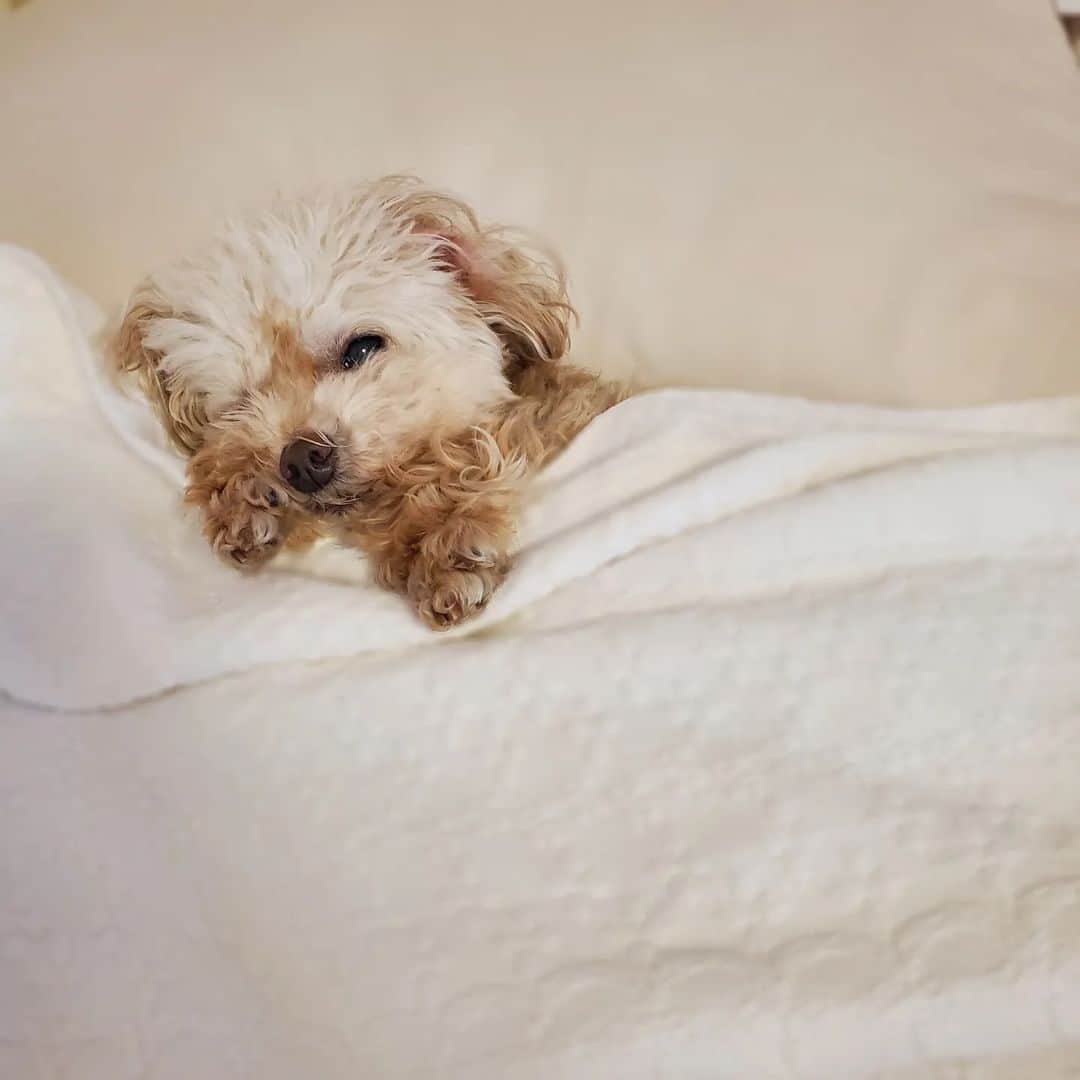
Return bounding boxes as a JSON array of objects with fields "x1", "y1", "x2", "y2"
[{"x1": 113, "y1": 176, "x2": 625, "y2": 628}]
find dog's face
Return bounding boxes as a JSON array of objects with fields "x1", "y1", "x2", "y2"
[{"x1": 115, "y1": 178, "x2": 571, "y2": 512}]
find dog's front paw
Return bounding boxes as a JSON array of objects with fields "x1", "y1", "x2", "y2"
[
  {"x1": 198, "y1": 474, "x2": 290, "y2": 571},
  {"x1": 408, "y1": 547, "x2": 506, "y2": 630}
]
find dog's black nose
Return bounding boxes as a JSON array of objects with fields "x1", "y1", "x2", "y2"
[{"x1": 280, "y1": 436, "x2": 336, "y2": 494}]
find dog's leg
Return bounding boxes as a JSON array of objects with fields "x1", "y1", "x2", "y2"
[
  {"x1": 186, "y1": 444, "x2": 300, "y2": 569},
  {"x1": 338, "y1": 430, "x2": 520, "y2": 629},
  {"x1": 338, "y1": 370, "x2": 623, "y2": 629},
  {"x1": 404, "y1": 495, "x2": 517, "y2": 630}
]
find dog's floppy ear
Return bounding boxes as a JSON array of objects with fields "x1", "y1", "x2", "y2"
[
  {"x1": 379, "y1": 178, "x2": 575, "y2": 374},
  {"x1": 112, "y1": 283, "x2": 206, "y2": 454},
  {"x1": 432, "y1": 224, "x2": 575, "y2": 376}
]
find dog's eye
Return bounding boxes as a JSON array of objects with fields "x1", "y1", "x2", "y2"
[{"x1": 341, "y1": 334, "x2": 385, "y2": 370}]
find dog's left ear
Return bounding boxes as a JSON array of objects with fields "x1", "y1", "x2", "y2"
[
  {"x1": 381, "y1": 179, "x2": 575, "y2": 373},
  {"x1": 433, "y1": 225, "x2": 575, "y2": 375}
]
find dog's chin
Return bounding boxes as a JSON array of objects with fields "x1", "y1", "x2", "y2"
[{"x1": 305, "y1": 484, "x2": 372, "y2": 516}]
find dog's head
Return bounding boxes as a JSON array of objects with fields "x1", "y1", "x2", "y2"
[{"x1": 114, "y1": 176, "x2": 572, "y2": 511}]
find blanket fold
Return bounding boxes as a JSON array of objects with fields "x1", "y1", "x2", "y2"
[{"x1": 2, "y1": 245, "x2": 1080, "y2": 709}]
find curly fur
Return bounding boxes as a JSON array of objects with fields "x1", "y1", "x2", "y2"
[{"x1": 113, "y1": 177, "x2": 625, "y2": 628}]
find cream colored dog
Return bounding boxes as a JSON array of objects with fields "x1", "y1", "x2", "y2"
[{"x1": 114, "y1": 177, "x2": 623, "y2": 628}]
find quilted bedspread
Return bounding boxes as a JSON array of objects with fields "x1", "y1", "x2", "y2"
[{"x1": 3, "y1": 247, "x2": 1080, "y2": 1076}]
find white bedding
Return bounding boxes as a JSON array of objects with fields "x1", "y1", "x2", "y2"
[{"x1": 3, "y1": 247, "x2": 1080, "y2": 1076}]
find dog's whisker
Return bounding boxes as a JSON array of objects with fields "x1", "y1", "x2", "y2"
[{"x1": 295, "y1": 433, "x2": 338, "y2": 450}]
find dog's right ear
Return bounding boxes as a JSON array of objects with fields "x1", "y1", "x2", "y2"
[{"x1": 112, "y1": 283, "x2": 206, "y2": 454}]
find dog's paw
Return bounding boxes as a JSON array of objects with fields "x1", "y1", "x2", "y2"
[
  {"x1": 201, "y1": 475, "x2": 291, "y2": 571},
  {"x1": 408, "y1": 547, "x2": 506, "y2": 630}
]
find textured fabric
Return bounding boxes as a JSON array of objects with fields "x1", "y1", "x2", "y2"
[
  {"x1": 4, "y1": 252, "x2": 1080, "y2": 1076},
  {"x1": 1, "y1": 0, "x2": 1080, "y2": 403}
]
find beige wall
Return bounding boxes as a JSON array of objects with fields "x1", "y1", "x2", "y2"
[{"x1": 2, "y1": 0, "x2": 1080, "y2": 402}]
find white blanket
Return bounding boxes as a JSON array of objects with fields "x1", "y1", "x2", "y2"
[{"x1": 3, "y1": 247, "x2": 1080, "y2": 1076}]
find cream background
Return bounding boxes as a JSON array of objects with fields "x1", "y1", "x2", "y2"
[{"x1": 1, "y1": 0, "x2": 1080, "y2": 401}]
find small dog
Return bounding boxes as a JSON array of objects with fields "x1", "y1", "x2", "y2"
[{"x1": 113, "y1": 177, "x2": 624, "y2": 628}]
